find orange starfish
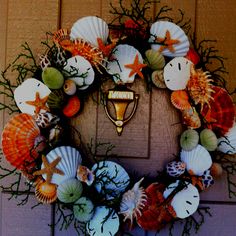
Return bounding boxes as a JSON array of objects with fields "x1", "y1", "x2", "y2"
[
  {"x1": 97, "y1": 38, "x2": 116, "y2": 57},
  {"x1": 155, "y1": 30, "x2": 180, "y2": 53},
  {"x1": 33, "y1": 155, "x2": 64, "y2": 184},
  {"x1": 26, "y1": 92, "x2": 49, "y2": 114},
  {"x1": 124, "y1": 54, "x2": 147, "y2": 79}
]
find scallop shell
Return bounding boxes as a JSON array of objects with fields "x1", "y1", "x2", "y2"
[
  {"x1": 14, "y1": 78, "x2": 51, "y2": 115},
  {"x1": 70, "y1": 16, "x2": 109, "y2": 47},
  {"x1": 166, "y1": 161, "x2": 186, "y2": 177},
  {"x1": 107, "y1": 44, "x2": 143, "y2": 84},
  {"x1": 163, "y1": 181, "x2": 199, "y2": 219},
  {"x1": 42, "y1": 146, "x2": 82, "y2": 185},
  {"x1": 149, "y1": 21, "x2": 190, "y2": 57},
  {"x1": 92, "y1": 161, "x2": 130, "y2": 200},
  {"x1": 145, "y1": 49, "x2": 165, "y2": 70},
  {"x1": 63, "y1": 55, "x2": 95, "y2": 90},
  {"x1": 180, "y1": 144, "x2": 212, "y2": 176},
  {"x1": 35, "y1": 112, "x2": 60, "y2": 129},
  {"x1": 57, "y1": 178, "x2": 83, "y2": 203},
  {"x1": 2, "y1": 113, "x2": 40, "y2": 171},
  {"x1": 73, "y1": 197, "x2": 94, "y2": 222},
  {"x1": 86, "y1": 206, "x2": 119, "y2": 236},
  {"x1": 201, "y1": 86, "x2": 235, "y2": 136},
  {"x1": 201, "y1": 170, "x2": 214, "y2": 189},
  {"x1": 163, "y1": 57, "x2": 192, "y2": 90},
  {"x1": 35, "y1": 180, "x2": 57, "y2": 204},
  {"x1": 217, "y1": 124, "x2": 236, "y2": 154},
  {"x1": 171, "y1": 90, "x2": 191, "y2": 110}
]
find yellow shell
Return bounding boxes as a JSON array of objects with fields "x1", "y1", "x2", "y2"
[{"x1": 35, "y1": 181, "x2": 57, "y2": 204}]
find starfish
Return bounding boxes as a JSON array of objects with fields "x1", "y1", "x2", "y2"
[
  {"x1": 97, "y1": 38, "x2": 116, "y2": 57},
  {"x1": 124, "y1": 54, "x2": 147, "y2": 79},
  {"x1": 33, "y1": 155, "x2": 64, "y2": 184},
  {"x1": 26, "y1": 92, "x2": 49, "y2": 114},
  {"x1": 155, "y1": 30, "x2": 180, "y2": 53}
]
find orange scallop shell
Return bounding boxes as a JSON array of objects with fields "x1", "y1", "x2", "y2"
[
  {"x1": 201, "y1": 86, "x2": 235, "y2": 136},
  {"x1": 1, "y1": 113, "x2": 40, "y2": 171},
  {"x1": 35, "y1": 180, "x2": 57, "y2": 204},
  {"x1": 171, "y1": 90, "x2": 191, "y2": 110}
]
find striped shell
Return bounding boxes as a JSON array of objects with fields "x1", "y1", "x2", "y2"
[
  {"x1": 35, "y1": 180, "x2": 57, "y2": 204},
  {"x1": 145, "y1": 49, "x2": 165, "y2": 70},
  {"x1": 171, "y1": 90, "x2": 191, "y2": 110},
  {"x1": 201, "y1": 86, "x2": 235, "y2": 136},
  {"x1": 166, "y1": 161, "x2": 186, "y2": 177},
  {"x1": 2, "y1": 113, "x2": 40, "y2": 171},
  {"x1": 42, "y1": 146, "x2": 82, "y2": 185},
  {"x1": 180, "y1": 144, "x2": 212, "y2": 176}
]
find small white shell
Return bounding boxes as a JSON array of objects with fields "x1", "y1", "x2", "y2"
[
  {"x1": 180, "y1": 144, "x2": 212, "y2": 176},
  {"x1": 86, "y1": 206, "x2": 119, "y2": 236},
  {"x1": 163, "y1": 57, "x2": 192, "y2": 90},
  {"x1": 163, "y1": 181, "x2": 200, "y2": 219},
  {"x1": 42, "y1": 146, "x2": 82, "y2": 185},
  {"x1": 217, "y1": 124, "x2": 236, "y2": 154},
  {"x1": 92, "y1": 161, "x2": 130, "y2": 200},
  {"x1": 149, "y1": 21, "x2": 190, "y2": 57},
  {"x1": 14, "y1": 78, "x2": 51, "y2": 115},
  {"x1": 70, "y1": 16, "x2": 109, "y2": 47},
  {"x1": 107, "y1": 44, "x2": 143, "y2": 84},
  {"x1": 63, "y1": 55, "x2": 95, "y2": 90}
]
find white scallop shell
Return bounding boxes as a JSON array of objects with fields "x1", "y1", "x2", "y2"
[
  {"x1": 70, "y1": 16, "x2": 109, "y2": 47},
  {"x1": 180, "y1": 144, "x2": 212, "y2": 176},
  {"x1": 14, "y1": 78, "x2": 51, "y2": 115},
  {"x1": 149, "y1": 21, "x2": 190, "y2": 57},
  {"x1": 86, "y1": 206, "x2": 119, "y2": 236},
  {"x1": 107, "y1": 44, "x2": 143, "y2": 84},
  {"x1": 163, "y1": 57, "x2": 192, "y2": 90},
  {"x1": 163, "y1": 180, "x2": 200, "y2": 219},
  {"x1": 42, "y1": 146, "x2": 82, "y2": 185},
  {"x1": 92, "y1": 161, "x2": 130, "y2": 200},
  {"x1": 63, "y1": 55, "x2": 95, "y2": 90},
  {"x1": 217, "y1": 124, "x2": 236, "y2": 154}
]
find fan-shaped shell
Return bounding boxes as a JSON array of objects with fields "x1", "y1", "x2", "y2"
[
  {"x1": 201, "y1": 86, "x2": 235, "y2": 136},
  {"x1": 180, "y1": 144, "x2": 212, "y2": 176},
  {"x1": 107, "y1": 44, "x2": 143, "y2": 84},
  {"x1": 149, "y1": 21, "x2": 190, "y2": 57},
  {"x1": 145, "y1": 49, "x2": 165, "y2": 70},
  {"x1": 86, "y1": 206, "x2": 119, "y2": 236},
  {"x1": 42, "y1": 146, "x2": 82, "y2": 185},
  {"x1": 163, "y1": 181, "x2": 199, "y2": 219},
  {"x1": 63, "y1": 55, "x2": 95, "y2": 90},
  {"x1": 217, "y1": 124, "x2": 236, "y2": 154},
  {"x1": 35, "y1": 181, "x2": 57, "y2": 204},
  {"x1": 171, "y1": 90, "x2": 191, "y2": 110},
  {"x1": 57, "y1": 178, "x2": 83, "y2": 203},
  {"x1": 166, "y1": 161, "x2": 186, "y2": 177},
  {"x1": 14, "y1": 78, "x2": 51, "y2": 115},
  {"x1": 73, "y1": 197, "x2": 94, "y2": 222},
  {"x1": 2, "y1": 113, "x2": 40, "y2": 171},
  {"x1": 164, "y1": 57, "x2": 192, "y2": 90},
  {"x1": 70, "y1": 16, "x2": 109, "y2": 47},
  {"x1": 92, "y1": 161, "x2": 130, "y2": 200}
]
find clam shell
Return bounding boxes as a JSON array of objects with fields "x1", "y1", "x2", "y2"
[
  {"x1": 217, "y1": 124, "x2": 236, "y2": 154},
  {"x1": 14, "y1": 78, "x2": 51, "y2": 115},
  {"x1": 42, "y1": 146, "x2": 82, "y2": 185},
  {"x1": 180, "y1": 144, "x2": 212, "y2": 176},
  {"x1": 70, "y1": 16, "x2": 109, "y2": 47},
  {"x1": 92, "y1": 161, "x2": 130, "y2": 200},
  {"x1": 171, "y1": 90, "x2": 191, "y2": 110},
  {"x1": 73, "y1": 197, "x2": 94, "y2": 222},
  {"x1": 163, "y1": 181, "x2": 199, "y2": 219},
  {"x1": 63, "y1": 55, "x2": 95, "y2": 90},
  {"x1": 145, "y1": 49, "x2": 165, "y2": 70},
  {"x1": 2, "y1": 113, "x2": 40, "y2": 171},
  {"x1": 57, "y1": 178, "x2": 83, "y2": 203},
  {"x1": 163, "y1": 57, "x2": 192, "y2": 90},
  {"x1": 86, "y1": 206, "x2": 119, "y2": 236},
  {"x1": 35, "y1": 181, "x2": 57, "y2": 204},
  {"x1": 107, "y1": 44, "x2": 143, "y2": 84},
  {"x1": 149, "y1": 21, "x2": 190, "y2": 57},
  {"x1": 35, "y1": 112, "x2": 60, "y2": 129},
  {"x1": 166, "y1": 161, "x2": 186, "y2": 177}
]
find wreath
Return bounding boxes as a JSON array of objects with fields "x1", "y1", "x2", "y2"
[{"x1": 1, "y1": 1, "x2": 236, "y2": 235}]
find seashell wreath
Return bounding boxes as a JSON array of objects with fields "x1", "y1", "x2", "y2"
[{"x1": 0, "y1": 1, "x2": 236, "y2": 235}]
